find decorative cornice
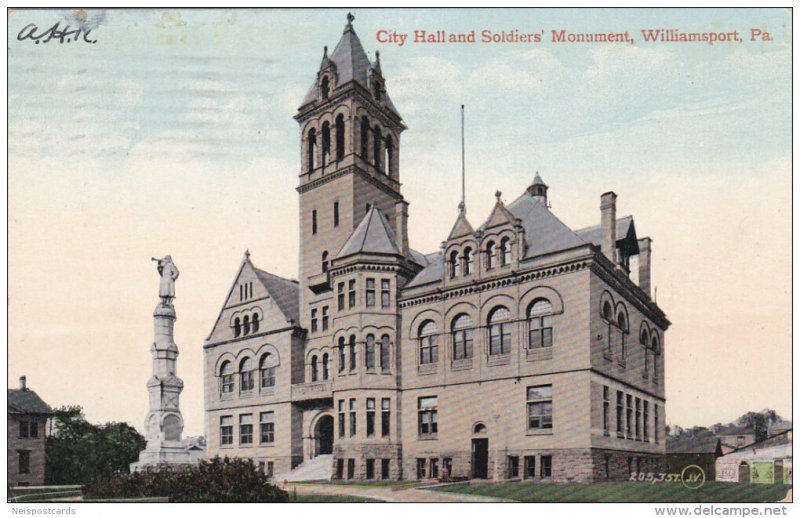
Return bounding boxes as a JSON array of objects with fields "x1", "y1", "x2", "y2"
[{"x1": 296, "y1": 164, "x2": 402, "y2": 200}]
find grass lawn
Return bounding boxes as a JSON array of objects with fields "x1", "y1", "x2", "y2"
[
  {"x1": 292, "y1": 493, "x2": 384, "y2": 503},
  {"x1": 434, "y1": 481, "x2": 792, "y2": 503}
]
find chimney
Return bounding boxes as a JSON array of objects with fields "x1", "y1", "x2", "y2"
[
  {"x1": 19, "y1": 376, "x2": 27, "y2": 391},
  {"x1": 394, "y1": 200, "x2": 409, "y2": 258},
  {"x1": 600, "y1": 192, "x2": 617, "y2": 263},
  {"x1": 638, "y1": 237, "x2": 652, "y2": 297}
]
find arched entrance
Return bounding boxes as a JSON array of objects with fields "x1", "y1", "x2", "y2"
[{"x1": 315, "y1": 415, "x2": 334, "y2": 456}]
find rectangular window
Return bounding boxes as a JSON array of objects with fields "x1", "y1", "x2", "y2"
[
  {"x1": 489, "y1": 322, "x2": 511, "y2": 355},
  {"x1": 334, "y1": 201, "x2": 340, "y2": 227},
  {"x1": 258, "y1": 461, "x2": 265, "y2": 475},
  {"x1": 349, "y1": 399, "x2": 357, "y2": 437},
  {"x1": 453, "y1": 328, "x2": 473, "y2": 360},
  {"x1": 418, "y1": 396, "x2": 438, "y2": 437},
  {"x1": 381, "y1": 459, "x2": 390, "y2": 480},
  {"x1": 222, "y1": 369, "x2": 235, "y2": 393},
  {"x1": 635, "y1": 398, "x2": 642, "y2": 441},
  {"x1": 348, "y1": 279, "x2": 356, "y2": 308},
  {"x1": 239, "y1": 414, "x2": 253, "y2": 445},
  {"x1": 527, "y1": 385, "x2": 553, "y2": 430},
  {"x1": 322, "y1": 306, "x2": 329, "y2": 331},
  {"x1": 602, "y1": 386, "x2": 610, "y2": 435},
  {"x1": 416, "y1": 458, "x2": 426, "y2": 479},
  {"x1": 310, "y1": 308, "x2": 318, "y2": 333},
  {"x1": 381, "y1": 279, "x2": 391, "y2": 308},
  {"x1": 655, "y1": 404, "x2": 660, "y2": 444},
  {"x1": 260, "y1": 412, "x2": 275, "y2": 444},
  {"x1": 267, "y1": 461, "x2": 274, "y2": 478},
  {"x1": 529, "y1": 315, "x2": 553, "y2": 349},
  {"x1": 419, "y1": 334, "x2": 438, "y2": 365},
  {"x1": 366, "y1": 398, "x2": 376, "y2": 437},
  {"x1": 524, "y1": 456, "x2": 536, "y2": 479},
  {"x1": 337, "y1": 282, "x2": 345, "y2": 311},
  {"x1": 365, "y1": 336, "x2": 376, "y2": 370},
  {"x1": 19, "y1": 420, "x2": 29, "y2": 439},
  {"x1": 220, "y1": 416, "x2": 233, "y2": 445},
  {"x1": 261, "y1": 367, "x2": 276, "y2": 388},
  {"x1": 366, "y1": 278, "x2": 376, "y2": 307},
  {"x1": 626, "y1": 395, "x2": 633, "y2": 439},
  {"x1": 380, "y1": 336, "x2": 391, "y2": 370},
  {"x1": 18, "y1": 451, "x2": 30, "y2": 475},
  {"x1": 541, "y1": 455, "x2": 552, "y2": 478},
  {"x1": 338, "y1": 400, "x2": 345, "y2": 438},
  {"x1": 312, "y1": 209, "x2": 318, "y2": 235},
  {"x1": 508, "y1": 456, "x2": 520, "y2": 478},
  {"x1": 643, "y1": 401, "x2": 650, "y2": 442},
  {"x1": 347, "y1": 459, "x2": 355, "y2": 479},
  {"x1": 430, "y1": 458, "x2": 439, "y2": 479},
  {"x1": 336, "y1": 459, "x2": 344, "y2": 479},
  {"x1": 616, "y1": 391, "x2": 624, "y2": 437},
  {"x1": 381, "y1": 398, "x2": 391, "y2": 437},
  {"x1": 366, "y1": 459, "x2": 375, "y2": 479}
]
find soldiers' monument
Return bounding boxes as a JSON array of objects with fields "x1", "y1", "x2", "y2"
[{"x1": 131, "y1": 256, "x2": 203, "y2": 470}]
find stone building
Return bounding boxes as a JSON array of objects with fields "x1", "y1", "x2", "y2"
[
  {"x1": 7, "y1": 376, "x2": 53, "y2": 486},
  {"x1": 203, "y1": 14, "x2": 669, "y2": 482}
]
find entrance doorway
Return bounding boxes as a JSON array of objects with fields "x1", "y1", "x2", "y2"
[
  {"x1": 472, "y1": 438, "x2": 489, "y2": 479},
  {"x1": 316, "y1": 415, "x2": 334, "y2": 455}
]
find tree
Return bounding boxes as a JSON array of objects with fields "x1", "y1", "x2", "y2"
[{"x1": 46, "y1": 406, "x2": 146, "y2": 485}]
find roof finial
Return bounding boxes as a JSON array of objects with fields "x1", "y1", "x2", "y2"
[
  {"x1": 244, "y1": 249, "x2": 251, "y2": 259},
  {"x1": 495, "y1": 190, "x2": 502, "y2": 200},
  {"x1": 323, "y1": 45, "x2": 328, "y2": 57},
  {"x1": 346, "y1": 12, "x2": 355, "y2": 29},
  {"x1": 458, "y1": 200, "x2": 465, "y2": 214}
]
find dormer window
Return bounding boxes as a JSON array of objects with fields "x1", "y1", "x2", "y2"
[
  {"x1": 449, "y1": 250, "x2": 461, "y2": 278},
  {"x1": 500, "y1": 237, "x2": 512, "y2": 266},
  {"x1": 321, "y1": 76, "x2": 330, "y2": 98}
]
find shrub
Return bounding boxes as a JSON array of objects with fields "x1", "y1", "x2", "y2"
[{"x1": 84, "y1": 457, "x2": 290, "y2": 503}]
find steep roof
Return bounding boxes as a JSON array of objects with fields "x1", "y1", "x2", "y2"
[
  {"x1": 337, "y1": 207, "x2": 400, "y2": 258},
  {"x1": 405, "y1": 251, "x2": 444, "y2": 288},
  {"x1": 254, "y1": 268, "x2": 300, "y2": 323},
  {"x1": 506, "y1": 193, "x2": 587, "y2": 258},
  {"x1": 8, "y1": 388, "x2": 53, "y2": 415},
  {"x1": 716, "y1": 423, "x2": 756, "y2": 436},
  {"x1": 575, "y1": 215, "x2": 635, "y2": 247},
  {"x1": 667, "y1": 434, "x2": 722, "y2": 455}
]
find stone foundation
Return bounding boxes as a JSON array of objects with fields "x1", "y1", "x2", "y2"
[{"x1": 333, "y1": 443, "x2": 403, "y2": 480}]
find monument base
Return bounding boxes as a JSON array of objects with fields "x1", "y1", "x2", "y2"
[{"x1": 130, "y1": 443, "x2": 205, "y2": 472}]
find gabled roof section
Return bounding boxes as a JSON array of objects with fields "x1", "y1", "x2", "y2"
[
  {"x1": 404, "y1": 251, "x2": 444, "y2": 289},
  {"x1": 8, "y1": 388, "x2": 53, "y2": 415},
  {"x1": 478, "y1": 194, "x2": 518, "y2": 232},
  {"x1": 667, "y1": 434, "x2": 722, "y2": 455},
  {"x1": 447, "y1": 208, "x2": 475, "y2": 240},
  {"x1": 575, "y1": 216, "x2": 635, "y2": 246},
  {"x1": 254, "y1": 268, "x2": 300, "y2": 323},
  {"x1": 337, "y1": 206, "x2": 400, "y2": 258},
  {"x1": 506, "y1": 193, "x2": 587, "y2": 258}
]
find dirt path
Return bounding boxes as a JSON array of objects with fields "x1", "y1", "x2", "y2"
[{"x1": 286, "y1": 482, "x2": 513, "y2": 503}]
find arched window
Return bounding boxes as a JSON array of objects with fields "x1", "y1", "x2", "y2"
[
  {"x1": 488, "y1": 306, "x2": 512, "y2": 355},
  {"x1": 335, "y1": 114, "x2": 345, "y2": 162},
  {"x1": 528, "y1": 299, "x2": 553, "y2": 349},
  {"x1": 651, "y1": 335, "x2": 660, "y2": 382},
  {"x1": 307, "y1": 128, "x2": 316, "y2": 172},
  {"x1": 449, "y1": 250, "x2": 461, "y2": 278},
  {"x1": 419, "y1": 320, "x2": 438, "y2": 365},
  {"x1": 365, "y1": 334, "x2": 376, "y2": 370},
  {"x1": 338, "y1": 337, "x2": 346, "y2": 373},
  {"x1": 380, "y1": 334, "x2": 391, "y2": 371},
  {"x1": 260, "y1": 354, "x2": 276, "y2": 389},
  {"x1": 385, "y1": 135, "x2": 394, "y2": 175},
  {"x1": 486, "y1": 241, "x2": 496, "y2": 270},
  {"x1": 321, "y1": 122, "x2": 331, "y2": 167},
  {"x1": 360, "y1": 116, "x2": 370, "y2": 160},
  {"x1": 311, "y1": 355, "x2": 318, "y2": 382},
  {"x1": 242, "y1": 315, "x2": 251, "y2": 336},
  {"x1": 233, "y1": 317, "x2": 241, "y2": 338},
  {"x1": 322, "y1": 353, "x2": 329, "y2": 380},
  {"x1": 240, "y1": 357, "x2": 254, "y2": 392},
  {"x1": 322, "y1": 251, "x2": 329, "y2": 273},
  {"x1": 373, "y1": 126, "x2": 382, "y2": 170},
  {"x1": 451, "y1": 314, "x2": 474, "y2": 360},
  {"x1": 220, "y1": 361, "x2": 234, "y2": 393},
  {"x1": 640, "y1": 329, "x2": 650, "y2": 376},
  {"x1": 602, "y1": 301, "x2": 614, "y2": 356},
  {"x1": 474, "y1": 423, "x2": 487, "y2": 434},
  {"x1": 617, "y1": 312, "x2": 628, "y2": 362},
  {"x1": 321, "y1": 76, "x2": 330, "y2": 98},
  {"x1": 500, "y1": 237, "x2": 512, "y2": 266},
  {"x1": 349, "y1": 335, "x2": 357, "y2": 371},
  {"x1": 251, "y1": 314, "x2": 260, "y2": 334},
  {"x1": 463, "y1": 247, "x2": 474, "y2": 276}
]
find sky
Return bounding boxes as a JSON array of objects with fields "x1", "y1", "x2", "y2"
[{"x1": 7, "y1": 8, "x2": 791, "y2": 436}]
